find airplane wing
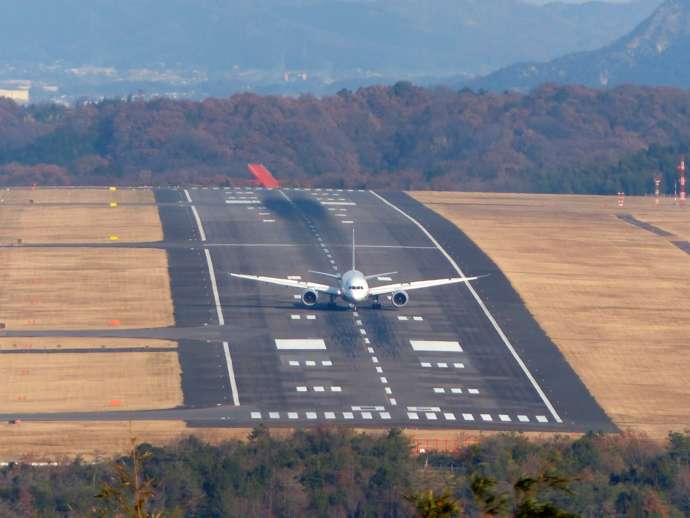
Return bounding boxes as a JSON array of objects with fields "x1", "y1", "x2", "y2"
[
  {"x1": 230, "y1": 273, "x2": 340, "y2": 296},
  {"x1": 368, "y1": 275, "x2": 485, "y2": 296}
]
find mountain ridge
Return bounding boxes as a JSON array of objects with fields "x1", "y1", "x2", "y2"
[{"x1": 472, "y1": 0, "x2": 690, "y2": 90}]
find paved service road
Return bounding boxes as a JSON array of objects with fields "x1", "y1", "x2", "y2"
[{"x1": 1, "y1": 187, "x2": 614, "y2": 432}]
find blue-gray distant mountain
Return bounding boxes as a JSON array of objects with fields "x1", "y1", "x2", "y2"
[
  {"x1": 472, "y1": 0, "x2": 690, "y2": 90},
  {"x1": 0, "y1": 0, "x2": 661, "y2": 77}
]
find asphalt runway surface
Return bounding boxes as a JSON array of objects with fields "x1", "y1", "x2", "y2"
[{"x1": 1, "y1": 187, "x2": 614, "y2": 432}]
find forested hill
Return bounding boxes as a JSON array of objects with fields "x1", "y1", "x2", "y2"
[{"x1": 1, "y1": 83, "x2": 690, "y2": 194}]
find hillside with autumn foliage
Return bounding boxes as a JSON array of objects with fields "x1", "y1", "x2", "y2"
[{"x1": 1, "y1": 83, "x2": 689, "y2": 193}]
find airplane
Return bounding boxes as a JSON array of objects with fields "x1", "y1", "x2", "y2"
[{"x1": 229, "y1": 229, "x2": 485, "y2": 309}]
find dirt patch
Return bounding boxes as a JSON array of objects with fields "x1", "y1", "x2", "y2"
[
  {"x1": 0, "y1": 188, "x2": 154, "y2": 205},
  {"x1": 412, "y1": 191, "x2": 690, "y2": 439},
  {"x1": 0, "y1": 351, "x2": 182, "y2": 413},
  {"x1": 0, "y1": 248, "x2": 174, "y2": 330},
  {"x1": 0, "y1": 206, "x2": 163, "y2": 243}
]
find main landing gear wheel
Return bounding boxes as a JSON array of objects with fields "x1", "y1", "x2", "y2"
[
  {"x1": 328, "y1": 295, "x2": 337, "y2": 309},
  {"x1": 372, "y1": 296, "x2": 381, "y2": 310}
]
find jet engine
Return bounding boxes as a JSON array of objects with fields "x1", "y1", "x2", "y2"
[
  {"x1": 392, "y1": 290, "x2": 409, "y2": 308},
  {"x1": 302, "y1": 289, "x2": 318, "y2": 306}
]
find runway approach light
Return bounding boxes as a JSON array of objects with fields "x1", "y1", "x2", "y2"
[
  {"x1": 109, "y1": 202, "x2": 118, "y2": 208},
  {"x1": 109, "y1": 235, "x2": 119, "y2": 241},
  {"x1": 109, "y1": 186, "x2": 117, "y2": 191}
]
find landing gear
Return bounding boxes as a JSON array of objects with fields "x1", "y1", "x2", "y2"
[
  {"x1": 328, "y1": 294, "x2": 337, "y2": 308},
  {"x1": 372, "y1": 295, "x2": 381, "y2": 310}
]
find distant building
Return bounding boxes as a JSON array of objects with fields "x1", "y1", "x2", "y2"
[{"x1": 0, "y1": 88, "x2": 29, "y2": 104}]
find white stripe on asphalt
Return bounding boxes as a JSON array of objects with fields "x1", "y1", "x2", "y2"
[
  {"x1": 184, "y1": 189, "x2": 207, "y2": 242},
  {"x1": 369, "y1": 190, "x2": 563, "y2": 424},
  {"x1": 204, "y1": 249, "x2": 224, "y2": 325},
  {"x1": 222, "y1": 341, "x2": 240, "y2": 406}
]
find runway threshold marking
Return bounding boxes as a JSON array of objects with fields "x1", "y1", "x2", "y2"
[
  {"x1": 369, "y1": 190, "x2": 563, "y2": 424},
  {"x1": 222, "y1": 341, "x2": 240, "y2": 406}
]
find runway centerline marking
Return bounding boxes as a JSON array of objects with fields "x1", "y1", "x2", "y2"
[
  {"x1": 222, "y1": 341, "x2": 240, "y2": 406},
  {"x1": 369, "y1": 190, "x2": 563, "y2": 424}
]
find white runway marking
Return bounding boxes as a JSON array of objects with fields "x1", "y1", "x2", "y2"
[
  {"x1": 481, "y1": 414, "x2": 492, "y2": 422},
  {"x1": 410, "y1": 340, "x2": 462, "y2": 352},
  {"x1": 275, "y1": 339, "x2": 326, "y2": 350},
  {"x1": 463, "y1": 413, "x2": 474, "y2": 421},
  {"x1": 397, "y1": 316, "x2": 408, "y2": 321},
  {"x1": 444, "y1": 413, "x2": 456, "y2": 420},
  {"x1": 262, "y1": 219, "x2": 276, "y2": 223},
  {"x1": 369, "y1": 190, "x2": 563, "y2": 424},
  {"x1": 342, "y1": 220, "x2": 354, "y2": 224},
  {"x1": 499, "y1": 415, "x2": 511, "y2": 422},
  {"x1": 290, "y1": 315, "x2": 301, "y2": 320},
  {"x1": 222, "y1": 341, "x2": 240, "y2": 406},
  {"x1": 343, "y1": 412, "x2": 354, "y2": 419},
  {"x1": 518, "y1": 415, "x2": 530, "y2": 422},
  {"x1": 468, "y1": 388, "x2": 480, "y2": 394},
  {"x1": 321, "y1": 201, "x2": 356, "y2": 206},
  {"x1": 288, "y1": 412, "x2": 299, "y2": 419},
  {"x1": 325, "y1": 412, "x2": 336, "y2": 419},
  {"x1": 184, "y1": 189, "x2": 207, "y2": 242},
  {"x1": 204, "y1": 249, "x2": 224, "y2": 325},
  {"x1": 251, "y1": 412, "x2": 262, "y2": 419},
  {"x1": 269, "y1": 412, "x2": 280, "y2": 419},
  {"x1": 536, "y1": 415, "x2": 548, "y2": 423},
  {"x1": 225, "y1": 199, "x2": 261, "y2": 204}
]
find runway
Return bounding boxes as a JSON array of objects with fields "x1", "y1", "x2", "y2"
[{"x1": 1, "y1": 186, "x2": 614, "y2": 431}]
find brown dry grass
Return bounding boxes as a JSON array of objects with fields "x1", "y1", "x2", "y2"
[
  {"x1": 0, "y1": 337, "x2": 177, "y2": 351},
  {"x1": 412, "y1": 191, "x2": 690, "y2": 439},
  {"x1": 0, "y1": 206, "x2": 163, "y2": 243},
  {"x1": 0, "y1": 422, "x2": 585, "y2": 461},
  {"x1": 0, "y1": 248, "x2": 174, "y2": 330},
  {"x1": 0, "y1": 351, "x2": 182, "y2": 413},
  {"x1": 0, "y1": 187, "x2": 154, "y2": 204}
]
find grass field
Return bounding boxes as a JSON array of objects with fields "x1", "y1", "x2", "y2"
[
  {"x1": 0, "y1": 205, "x2": 163, "y2": 243},
  {"x1": 0, "y1": 187, "x2": 154, "y2": 205},
  {"x1": 413, "y1": 192, "x2": 690, "y2": 439},
  {"x1": 0, "y1": 350, "x2": 182, "y2": 413},
  {"x1": 0, "y1": 337, "x2": 177, "y2": 351},
  {"x1": 0, "y1": 248, "x2": 173, "y2": 330}
]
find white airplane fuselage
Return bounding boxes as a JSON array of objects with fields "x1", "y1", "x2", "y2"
[{"x1": 340, "y1": 269, "x2": 370, "y2": 304}]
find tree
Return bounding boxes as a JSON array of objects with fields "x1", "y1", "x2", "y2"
[
  {"x1": 472, "y1": 472, "x2": 579, "y2": 518},
  {"x1": 406, "y1": 489, "x2": 464, "y2": 518},
  {"x1": 93, "y1": 437, "x2": 163, "y2": 518}
]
